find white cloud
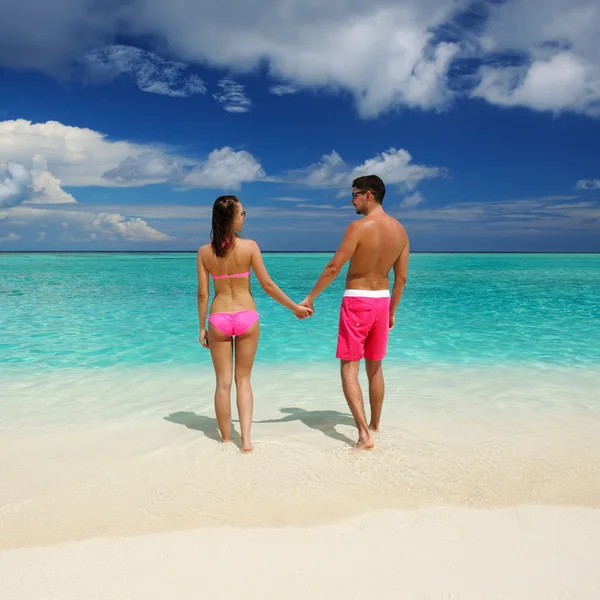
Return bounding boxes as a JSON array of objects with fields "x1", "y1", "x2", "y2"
[
  {"x1": 393, "y1": 195, "x2": 600, "y2": 233},
  {"x1": 111, "y1": 2, "x2": 464, "y2": 118},
  {"x1": 0, "y1": 0, "x2": 464, "y2": 117},
  {"x1": 471, "y1": 0, "x2": 600, "y2": 117},
  {"x1": 272, "y1": 196, "x2": 308, "y2": 202},
  {"x1": 183, "y1": 147, "x2": 264, "y2": 189},
  {"x1": 29, "y1": 155, "x2": 77, "y2": 203},
  {"x1": 296, "y1": 203, "x2": 336, "y2": 209},
  {"x1": 301, "y1": 151, "x2": 348, "y2": 187},
  {"x1": 0, "y1": 232, "x2": 21, "y2": 242},
  {"x1": 2, "y1": 1, "x2": 600, "y2": 118},
  {"x1": 269, "y1": 84, "x2": 298, "y2": 96},
  {"x1": 103, "y1": 151, "x2": 184, "y2": 184},
  {"x1": 290, "y1": 148, "x2": 443, "y2": 191},
  {"x1": 1, "y1": 157, "x2": 76, "y2": 208},
  {"x1": 472, "y1": 52, "x2": 600, "y2": 116},
  {"x1": 1, "y1": 158, "x2": 174, "y2": 244},
  {"x1": 0, "y1": 119, "x2": 264, "y2": 190},
  {"x1": 213, "y1": 79, "x2": 252, "y2": 113},
  {"x1": 400, "y1": 191, "x2": 426, "y2": 208},
  {"x1": 81, "y1": 45, "x2": 207, "y2": 98},
  {"x1": 83, "y1": 212, "x2": 172, "y2": 241},
  {"x1": 576, "y1": 179, "x2": 600, "y2": 190},
  {"x1": 0, "y1": 205, "x2": 172, "y2": 243},
  {"x1": 0, "y1": 161, "x2": 31, "y2": 208},
  {"x1": 351, "y1": 148, "x2": 442, "y2": 190},
  {"x1": 0, "y1": 119, "x2": 181, "y2": 187}
]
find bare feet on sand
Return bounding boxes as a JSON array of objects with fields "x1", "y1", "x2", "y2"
[
  {"x1": 355, "y1": 434, "x2": 375, "y2": 450},
  {"x1": 242, "y1": 440, "x2": 254, "y2": 453},
  {"x1": 368, "y1": 424, "x2": 379, "y2": 433}
]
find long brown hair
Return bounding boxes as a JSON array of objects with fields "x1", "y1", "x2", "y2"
[{"x1": 210, "y1": 195, "x2": 239, "y2": 258}]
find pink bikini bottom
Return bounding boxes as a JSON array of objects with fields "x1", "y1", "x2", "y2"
[{"x1": 208, "y1": 310, "x2": 259, "y2": 337}]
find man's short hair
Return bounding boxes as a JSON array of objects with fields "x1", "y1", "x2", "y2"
[{"x1": 352, "y1": 174, "x2": 386, "y2": 204}]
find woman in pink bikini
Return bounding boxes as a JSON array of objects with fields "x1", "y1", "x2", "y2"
[{"x1": 196, "y1": 195, "x2": 313, "y2": 452}]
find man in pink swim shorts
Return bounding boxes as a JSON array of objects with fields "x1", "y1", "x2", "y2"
[{"x1": 301, "y1": 175, "x2": 410, "y2": 450}]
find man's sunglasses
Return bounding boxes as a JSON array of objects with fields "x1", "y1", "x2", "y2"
[{"x1": 352, "y1": 190, "x2": 368, "y2": 199}]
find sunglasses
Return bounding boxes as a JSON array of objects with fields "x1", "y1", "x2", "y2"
[
  {"x1": 240, "y1": 210, "x2": 247, "y2": 218},
  {"x1": 351, "y1": 190, "x2": 368, "y2": 199}
]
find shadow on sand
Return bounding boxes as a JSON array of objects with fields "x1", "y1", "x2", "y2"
[
  {"x1": 257, "y1": 407, "x2": 356, "y2": 447},
  {"x1": 164, "y1": 411, "x2": 242, "y2": 448}
]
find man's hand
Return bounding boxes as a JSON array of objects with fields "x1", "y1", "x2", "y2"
[
  {"x1": 299, "y1": 296, "x2": 315, "y2": 313},
  {"x1": 293, "y1": 304, "x2": 314, "y2": 320},
  {"x1": 199, "y1": 329, "x2": 209, "y2": 348},
  {"x1": 388, "y1": 313, "x2": 395, "y2": 330}
]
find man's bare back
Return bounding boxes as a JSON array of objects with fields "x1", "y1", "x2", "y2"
[{"x1": 345, "y1": 212, "x2": 408, "y2": 292}]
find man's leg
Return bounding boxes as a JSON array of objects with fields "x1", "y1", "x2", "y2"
[
  {"x1": 340, "y1": 360, "x2": 374, "y2": 450},
  {"x1": 364, "y1": 359, "x2": 384, "y2": 432},
  {"x1": 363, "y1": 296, "x2": 390, "y2": 433}
]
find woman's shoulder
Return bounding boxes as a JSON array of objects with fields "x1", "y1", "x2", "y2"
[
  {"x1": 238, "y1": 237, "x2": 259, "y2": 251},
  {"x1": 197, "y1": 243, "x2": 212, "y2": 257}
]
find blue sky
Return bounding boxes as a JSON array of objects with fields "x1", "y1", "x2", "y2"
[{"x1": 1, "y1": 0, "x2": 599, "y2": 251}]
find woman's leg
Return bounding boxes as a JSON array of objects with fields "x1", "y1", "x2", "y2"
[
  {"x1": 208, "y1": 324, "x2": 234, "y2": 442},
  {"x1": 234, "y1": 320, "x2": 259, "y2": 452}
]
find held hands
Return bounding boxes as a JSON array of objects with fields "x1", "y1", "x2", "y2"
[
  {"x1": 293, "y1": 303, "x2": 314, "y2": 319},
  {"x1": 299, "y1": 296, "x2": 314, "y2": 312},
  {"x1": 294, "y1": 296, "x2": 315, "y2": 320}
]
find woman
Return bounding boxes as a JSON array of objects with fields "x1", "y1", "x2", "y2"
[{"x1": 197, "y1": 195, "x2": 313, "y2": 452}]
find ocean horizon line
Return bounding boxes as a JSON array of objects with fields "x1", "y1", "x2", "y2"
[{"x1": 2, "y1": 250, "x2": 600, "y2": 255}]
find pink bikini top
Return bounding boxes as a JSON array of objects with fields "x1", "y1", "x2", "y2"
[{"x1": 212, "y1": 271, "x2": 250, "y2": 280}]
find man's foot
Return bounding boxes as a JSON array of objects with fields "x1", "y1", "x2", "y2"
[
  {"x1": 368, "y1": 424, "x2": 379, "y2": 433},
  {"x1": 355, "y1": 434, "x2": 375, "y2": 450},
  {"x1": 242, "y1": 439, "x2": 254, "y2": 453}
]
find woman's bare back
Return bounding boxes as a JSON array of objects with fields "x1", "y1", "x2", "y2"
[{"x1": 200, "y1": 239, "x2": 256, "y2": 313}]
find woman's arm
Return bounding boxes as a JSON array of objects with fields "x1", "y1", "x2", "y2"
[
  {"x1": 196, "y1": 249, "x2": 210, "y2": 347},
  {"x1": 249, "y1": 241, "x2": 312, "y2": 318}
]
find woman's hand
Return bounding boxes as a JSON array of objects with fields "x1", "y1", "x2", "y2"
[
  {"x1": 199, "y1": 329, "x2": 209, "y2": 348},
  {"x1": 293, "y1": 304, "x2": 314, "y2": 320}
]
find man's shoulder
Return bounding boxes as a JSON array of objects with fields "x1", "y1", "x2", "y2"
[{"x1": 386, "y1": 213, "x2": 407, "y2": 235}]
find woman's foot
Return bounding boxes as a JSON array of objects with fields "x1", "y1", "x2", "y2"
[{"x1": 242, "y1": 439, "x2": 254, "y2": 453}]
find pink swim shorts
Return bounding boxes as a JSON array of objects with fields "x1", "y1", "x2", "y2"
[{"x1": 335, "y1": 290, "x2": 390, "y2": 362}]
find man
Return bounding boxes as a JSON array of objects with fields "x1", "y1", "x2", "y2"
[{"x1": 301, "y1": 175, "x2": 409, "y2": 450}]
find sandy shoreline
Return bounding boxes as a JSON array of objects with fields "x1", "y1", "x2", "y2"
[
  {"x1": 2, "y1": 408, "x2": 600, "y2": 550},
  {"x1": 2, "y1": 363, "x2": 600, "y2": 597},
  {"x1": 2, "y1": 505, "x2": 600, "y2": 600}
]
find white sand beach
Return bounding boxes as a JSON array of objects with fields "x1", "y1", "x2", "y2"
[
  {"x1": 2, "y1": 506, "x2": 600, "y2": 599},
  {"x1": 2, "y1": 364, "x2": 600, "y2": 597}
]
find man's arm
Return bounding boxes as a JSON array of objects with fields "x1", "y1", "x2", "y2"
[
  {"x1": 302, "y1": 221, "x2": 361, "y2": 309},
  {"x1": 196, "y1": 249, "x2": 210, "y2": 347},
  {"x1": 389, "y1": 237, "x2": 409, "y2": 329}
]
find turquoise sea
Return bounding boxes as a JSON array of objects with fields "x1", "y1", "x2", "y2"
[{"x1": 1, "y1": 252, "x2": 600, "y2": 371}]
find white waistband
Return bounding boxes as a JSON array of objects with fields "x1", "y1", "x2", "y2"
[{"x1": 343, "y1": 289, "x2": 390, "y2": 298}]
